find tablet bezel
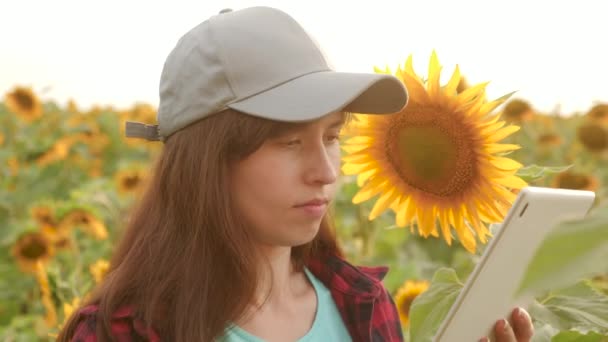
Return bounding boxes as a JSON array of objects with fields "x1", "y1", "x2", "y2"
[{"x1": 432, "y1": 186, "x2": 596, "y2": 342}]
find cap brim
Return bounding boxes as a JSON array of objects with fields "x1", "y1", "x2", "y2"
[{"x1": 226, "y1": 71, "x2": 408, "y2": 122}]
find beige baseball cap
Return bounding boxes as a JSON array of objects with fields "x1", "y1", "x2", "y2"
[{"x1": 125, "y1": 6, "x2": 408, "y2": 141}]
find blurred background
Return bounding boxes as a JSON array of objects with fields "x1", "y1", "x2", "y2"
[
  {"x1": 2, "y1": 0, "x2": 606, "y2": 114},
  {"x1": 1, "y1": 1, "x2": 607, "y2": 341}
]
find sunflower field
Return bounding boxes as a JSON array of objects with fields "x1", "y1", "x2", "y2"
[{"x1": 1, "y1": 53, "x2": 608, "y2": 341}]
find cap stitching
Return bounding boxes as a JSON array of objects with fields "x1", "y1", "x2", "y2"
[{"x1": 227, "y1": 67, "x2": 331, "y2": 105}]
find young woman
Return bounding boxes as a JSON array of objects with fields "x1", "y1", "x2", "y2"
[{"x1": 58, "y1": 6, "x2": 534, "y2": 342}]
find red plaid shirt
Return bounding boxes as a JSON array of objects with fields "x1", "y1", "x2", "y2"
[{"x1": 69, "y1": 253, "x2": 404, "y2": 341}]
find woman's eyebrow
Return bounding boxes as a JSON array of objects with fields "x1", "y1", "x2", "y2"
[{"x1": 327, "y1": 117, "x2": 346, "y2": 129}]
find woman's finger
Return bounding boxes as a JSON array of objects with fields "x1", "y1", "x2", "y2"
[
  {"x1": 494, "y1": 318, "x2": 517, "y2": 342},
  {"x1": 511, "y1": 307, "x2": 534, "y2": 341}
]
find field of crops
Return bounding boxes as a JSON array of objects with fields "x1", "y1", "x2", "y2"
[{"x1": 1, "y1": 55, "x2": 607, "y2": 341}]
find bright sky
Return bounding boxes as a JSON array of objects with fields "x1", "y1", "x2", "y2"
[{"x1": 2, "y1": 0, "x2": 606, "y2": 115}]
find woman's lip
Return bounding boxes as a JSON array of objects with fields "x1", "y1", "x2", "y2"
[
  {"x1": 294, "y1": 199, "x2": 328, "y2": 207},
  {"x1": 295, "y1": 203, "x2": 327, "y2": 217}
]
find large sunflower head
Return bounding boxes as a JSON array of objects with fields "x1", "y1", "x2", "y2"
[
  {"x1": 4, "y1": 86, "x2": 43, "y2": 122},
  {"x1": 577, "y1": 123, "x2": 608, "y2": 153},
  {"x1": 501, "y1": 99, "x2": 535, "y2": 123},
  {"x1": 394, "y1": 279, "x2": 430, "y2": 326},
  {"x1": 11, "y1": 232, "x2": 55, "y2": 273},
  {"x1": 341, "y1": 52, "x2": 527, "y2": 253},
  {"x1": 586, "y1": 103, "x2": 608, "y2": 125},
  {"x1": 552, "y1": 171, "x2": 600, "y2": 192}
]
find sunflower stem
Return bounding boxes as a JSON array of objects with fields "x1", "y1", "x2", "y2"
[{"x1": 355, "y1": 204, "x2": 376, "y2": 259}]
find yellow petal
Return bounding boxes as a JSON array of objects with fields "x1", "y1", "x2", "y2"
[
  {"x1": 369, "y1": 188, "x2": 397, "y2": 220},
  {"x1": 444, "y1": 64, "x2": 461, "y2": 97},
  {"x1": 457, "y1": 81, "x2": 489, "y2": 105},
  {"x1": 342, "y1": 153, "x2": 373, "y2": 163},
  {"x1": 452, "y1": 209, "x2": 477, "y2": 253},
  {"x1": 464, "y1": 202, "x2": 490, "y2": 244},
  {"x1": 439, "y1": 208, "x2": 453, "y2": 245},
  {"x1": 395, "y1": 197, "x2": 412, "y2": 227},
  {"x1": 404, "y1": 55, "x2": 421, "y2": 82},
  {"x1": 479, "y1": 120, "x2": 506, "y2": 135},
  {"x1": 417, "y1": 206, "x2": 437, "y2": 237},
  {"x1": 427, "y1": 51, "x2": 442, "y2": 100},
  {"x1": 352, "y1": 177, "x2": 388, "y2": 204},
  {"x1": 495, "y1": 175, "x2": 528, "y2": 189},
  {"x1": 487, "y1": 125, "x2": 521, "y2": 142},
  {"x1": 491, "y1": 157, "x2": 523, "y2": 171},
  {"x1": 402, "y1": 73, "x2": 431, "y2": 104},
  {"x1": 341, "y1": 144, "x2": 368, "y2": 154},
  {"x1": 374, "y1": 65, "x2": 392, "y2": 75},
  {"x1": 478, "y1": 99, "x2": 506, "y2": 117},
  {"x1": 341, "y1": 161, "x2": 378, "y2": 175},
  {"x1": 344, "y1": 136, "x2": 374, "y2": 145},
  {"x1": 484, "y1": 143, "x2": 521, "y2": 154},
  {"x1": 356, "y1": 169, "x2": 377, "y2": 186}
]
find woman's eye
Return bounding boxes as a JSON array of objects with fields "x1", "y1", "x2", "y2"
[
  {"x1": 326, "y1": 135, "x2": 340, "y2": 143},
  {"x1": 285, "y1": 139, "x2": 301, "y2": 146}
]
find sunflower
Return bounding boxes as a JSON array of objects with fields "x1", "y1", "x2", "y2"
[
  {"x1": 577, "y1": 123, "x2": 608, "y2": 153},
  {"x1": 114, "y1": 167, "x2": 148, "y2": 195},
  {"x1": 587, "y1": 103, "x2": 608, "y2": 125},
  {"x1": 31, "y1": 206, "x2": 57, "y2": 229},
  {"x1": 36, "y1": 137, "x2": 75, "y2": 167},
  {"x1": 4, "y1": 86, "x2": 43, "y2": 122},
  {"x1": 11, "y1": 232, "x2": 55, "y2": 273},
  {"x1": 456, "y1": 76, "x2": 469, "y2": 94},
  {"x1": 31, "y1": 205, "x2": 67, "y2": 243},
  {"x1": 341, "y1": 52, "x2": 527, "y2": 253},
  {"x1": 394, "y1": 280, "x2": 430, "y2": 326},
  {"x1": 552, "y1": 171, "x2": 600, "y2": 192},
  {"x1": 89, "y1": 259, "x2": 110, "y2": 283},
  {"x1": 501, "y1": 99, "x2": 534, "y2": 123},
  {"x1": 58, "y1": 209, "x2": 108, "y2": 240}
]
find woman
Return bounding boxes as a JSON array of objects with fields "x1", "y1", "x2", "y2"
[{"x1": 58, "y1": 6, "x2": 534, "y2": 342}]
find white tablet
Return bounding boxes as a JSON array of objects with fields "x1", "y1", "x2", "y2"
[{"x1": 433, "y1": 186, "x2": 596, "y2": 342}]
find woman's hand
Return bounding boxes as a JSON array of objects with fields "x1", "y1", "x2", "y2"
[{"x1": 479, "y1": 307, "x2": 534, "y2": 342}]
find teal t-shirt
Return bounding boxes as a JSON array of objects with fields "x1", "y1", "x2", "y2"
[{"x1": 218, "y1": 267, "x2": 352, "y2": 342}]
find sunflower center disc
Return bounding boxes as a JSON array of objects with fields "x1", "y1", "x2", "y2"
[
  {"x1": 388, "y1": 116, "x2": 477, "y2": 197},
  {"x1": 15, "y1": 90, "x2": 35, "y2": 110}
]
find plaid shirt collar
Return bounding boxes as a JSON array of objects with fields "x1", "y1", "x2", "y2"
[
  {"x1": 305, "y1": 252, "x2": 389, "y2": 299},
  {"x1": 305, "y1": 252, "x2": 403, "y2": 342},
  {"x1": 71, "y1": 252, "x2": 402, "y2": 342}
]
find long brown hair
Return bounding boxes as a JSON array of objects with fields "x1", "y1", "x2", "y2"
[{"x1": 57, "y1": 109, "x2": 344, "y2": 341}]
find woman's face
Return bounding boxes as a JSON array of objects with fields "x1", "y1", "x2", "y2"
[{"x1": 231, "y1": 111, "x2": 345, "y2": 249}]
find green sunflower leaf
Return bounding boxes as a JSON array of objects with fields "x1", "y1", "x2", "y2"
[
  {"x1": 408, "y1": 268, "x2": 463, "y2": 342},
  {"x1": 516, "y1": 164, "x2": 574, "y2": 183},
  {"x1": 528, "y1": 281, "x2": 608, "y2": 335},
  {"x1": 551, "y1": 330, "x2": 608, "y2": 342},
  {"x1": 516, "y1": 206, "x2": 608, "y2": 297}
]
